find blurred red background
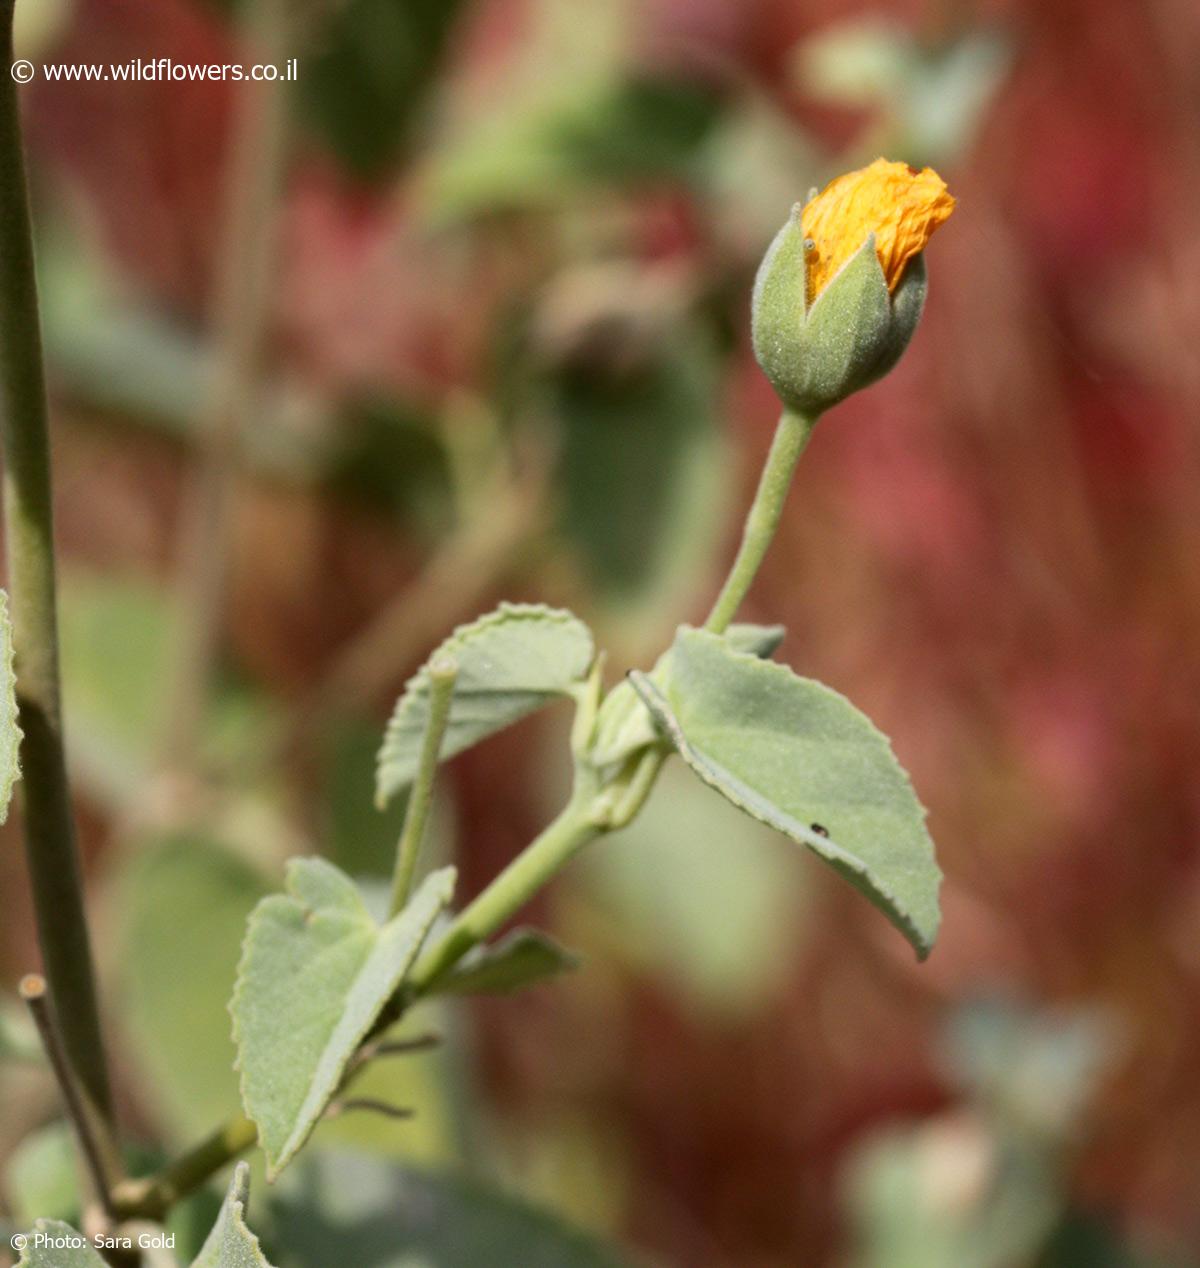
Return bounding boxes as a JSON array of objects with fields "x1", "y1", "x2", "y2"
[{"x1": 4, "y1": 0, "x2": 1200, "y2": 1264}]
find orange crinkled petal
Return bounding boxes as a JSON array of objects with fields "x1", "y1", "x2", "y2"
[{"x1": 800, "y1": 158, "x2": 956, "y2": 303}]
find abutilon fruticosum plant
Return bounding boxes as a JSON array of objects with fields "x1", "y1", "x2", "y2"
[{"x1": 5, "y1": 156, "x2": 955, "y2": 1262}]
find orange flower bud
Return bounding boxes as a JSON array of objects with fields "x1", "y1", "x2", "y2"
[
  {"x1": 751, "y1": 159, "x2": 955, "y2": 416},
  {"x1": 801, "y1": 158, "x2": 956, "y2": 304}
]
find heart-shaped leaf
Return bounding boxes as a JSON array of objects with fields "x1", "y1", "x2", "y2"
[
  {"x1": 0, "y1": 590, "x2": 22, "y2": 823},
  {"x1": 376, "y1": 604, "x2": 594, "y2": 807},
  {"x1": 432, "y1": 928, "x2": 581, "y2": 997},
  {"x1": 232, "y1": 861, "x2": 454, "y2": 1178},
  {"x1": 193, "y1": 1162, "x2": 276, "y2": 1268},
  {"x1": 630, "y1": 627, "x2": 941, "y2": 957}
]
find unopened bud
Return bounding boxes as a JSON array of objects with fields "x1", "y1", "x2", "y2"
[{"x1": 751, "y1": 158, "x2": 954, "y2": 416}]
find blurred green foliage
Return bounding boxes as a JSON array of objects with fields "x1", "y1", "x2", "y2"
[
  {"x1": 264, "y1": 1151, "x2": 635, "y2": 1268},
  {"x1": 574, "y1": 761, "x2": 810, "y2": 1016},
  {"x1": 296, "y1": 0, "x2": 472, "y2": 179},
  {"x1": 115, "y1": 836, "x2": 270, "y2": 1140},
  {"x1": 422, "y1": 75, "x2": 723, "y2": 221}
]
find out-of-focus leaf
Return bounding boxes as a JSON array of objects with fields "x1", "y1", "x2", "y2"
[
  {"x1": 1037, "y1": 1213, "x2": 1197, "y2": 1268},
  {"x1": 324, "y1": 719, "x2": 411, "y2": 879},
  {"x1": 267, "y1": 1150, "x2": 635, "y2": 1268},
  {"x1": 422, "y1": 76, "x2": 723, "y2": 221},
  {"x1": 324, "y1": 400, "x2": 452, "y2": 534},
  {"x1": 193, "y1": 1162, "x2": 277, "y2": 1268},
  {"x1": 232, "y1": 862, "x2": 454, "y2": 1178},
  {"x1": 59, "y1": 570, "x2": 285, "y2": 807},
  {"x1": 0, "y1": 592, "x2": 21, "y2": 822},
  {"x1": 704, "y1": 99, "x2": 821, "y2": 250},
  {"x1": 942, "y1": 998, "x2": 1118, "y2": 1137},
  {"x1": 631, "y1": 627, "x2": 941, "y2": 958},
  {"x1": 114, "y1": 836, "x2": 271, "y2": 1140},
  {"x1": 843, "y1": 1114, "x2": 1058, "y2": 1268},
  {"x1": 554, "y1": 337, "x2": 726, "y2": 614},
  {"x1": 58, "y1": 572, "x2": 168, "y2": 800},
  {"x1": 15, "y1": 1221, "x2": 106, "y2": 1267},
  {"x1": 5, "y1": 1122, "x2": 78, "y2": 1229},
  {"x1": 0, "y1": 1005, "x2": 40, "y2": 1065},
  {"x1": 574, "y1": 761, "x2": 808, "y2": 1014},
  {"x1": 844, "y1": 1001, "x2": 1124, "y2": 1268},
  {"x1": 433, "y1": 928, "x2": 581, "y2": 997},
  {"x1": 796, "y1": 19, "x2": 1010, "y2": 165},
  {"x1": 13, "y1": 0, "x2": 72, "y2": 60},
  {"x1": 296, "y1": 0, "x2": 471, "y2": 179},
  {"x1": 376, "y1": 604, "x2": 594, "y2": 807}
]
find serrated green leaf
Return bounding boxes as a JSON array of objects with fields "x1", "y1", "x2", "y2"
[
  {"x1": 433, "y1": 928, "x2": 581, "y2": 997},
  {"x1": 630, "y1": 627, "x2": 941, "y2": 957},
  {"x1": 232, "y1": 862, "x2": 455, "y2": 1178},
  {"x1": 0, "y1": 590, "x2": 22, "y2": 822},
  {"x1": 15, "y1": 1221, "x2": 106, "y2": 1267},
  {"x1": 376, "y1": 603, "x2": 594, "y2": 807},
  {"x1": 192, "y1": 1162, "x2": 276, "y2": 1268}
]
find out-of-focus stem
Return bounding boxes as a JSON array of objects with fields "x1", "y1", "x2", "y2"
[
  {"x1": 0, "y1": 4, "x2": 113, "y2": 1121},
  {"x1": 163, "y1": 0, "x2": 291, "y2": 768},
  {"x1": 19, "y1": 975, "x2": 119, "y2": 1216}
]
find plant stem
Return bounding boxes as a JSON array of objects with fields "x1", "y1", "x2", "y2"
[
  {"x1": 110, "y1": 1112, "x2": 258, "y2": 1222},
  {"x1": 107, "y1": 398, "x2": 825, "y2": 1220},
  {"x1": 409, "y1": 793, "x2": 602, "y2": 993},
  {"x1": 703, "y1": 408, "x2": 816, "y2": 634},
  {"x1": 0, "y1": 7, "x2": 112, "y2": 1120},
  {"x1": 388, "y1": 657, "x2": 457, "y2": 917},
  {"x1": 163, "y1": 0, "x2": 291, "y2": 769},
  {"x1": 19, "y1": 975, "x2": 118, "y2": 1217}
]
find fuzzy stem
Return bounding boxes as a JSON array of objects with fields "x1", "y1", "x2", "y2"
[
  {"x1": 704, "y1": 408, "x2": 817, "y2": 634},
  {"x1": 110, "y1": 1113, "x2": 258, "y2": 1222},
  {"x1": 388, "y1": 657, "x2": 457, "y2": 917},
  {"x1": 408, "y1": 793, "x2": 601, "y2": 994},
  {"x1": 0, "y1": 7, "x2": 112, "y2": 1120}
]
